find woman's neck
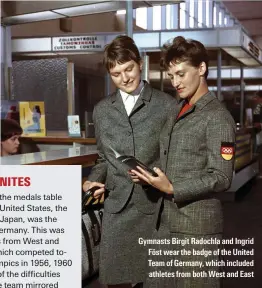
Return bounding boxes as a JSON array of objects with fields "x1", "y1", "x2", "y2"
[{"x1": 1, "y1": 149, "x2": 10, "y2": 157}]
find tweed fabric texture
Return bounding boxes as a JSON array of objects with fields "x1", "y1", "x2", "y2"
[
  {"x1": 88, "y1": 82, "x2": 176, "y2": 283},
  {"x1": 150, "y1": 92, "x2": 235, "y2": 287},
  {"x1": 99, "y1": 197, "x2": 155, "y2": 284},
  {"x1": 144, "y1": 200, "x2": 222, "y2": 288}
]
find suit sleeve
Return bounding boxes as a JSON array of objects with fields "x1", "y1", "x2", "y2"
[
  {"x1": 87, "y1": 105, "x2": 107, "y2": 183},
  {"x1": 172, "y1": 110, "x2": 236, "y2": 203}
]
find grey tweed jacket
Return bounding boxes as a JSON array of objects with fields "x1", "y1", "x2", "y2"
[
  {"x1": 160, "y1": 91, "x2": 236, "y2": 235},
  {"x1": 88, "y1": 82, "x2": 176, "y2": 214}
]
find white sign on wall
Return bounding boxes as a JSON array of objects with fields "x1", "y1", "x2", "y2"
[{"x1": 52, "y1": 36, "x2": 105, "y2": 51}]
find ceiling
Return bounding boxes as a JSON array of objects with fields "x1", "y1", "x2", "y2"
[
  {"x1": 6, "y1": 1, "x2": 262, "y2": 93},
  {"x1": 2, "y1": 1, "x2": 261, "y2": 44},
  {"x1": 1, "y1": 1, "x2": 181, "y2": 25},
  {"x1": 223, "y1": 1, "x2": 262, "y2": 48}
]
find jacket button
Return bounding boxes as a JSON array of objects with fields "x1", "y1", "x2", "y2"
[{"x1": 164, "y1": 150, "x2": 167, "y2": 155}]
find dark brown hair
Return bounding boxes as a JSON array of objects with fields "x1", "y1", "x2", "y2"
[
  {"x1": 103, "y1": 35, "x2": 141, "y2": 71},
  {"x1": 1, "y1": 119, "x2": 23, "y2": 141},
  {"x1": 161, "y1": 36, "x2": 209, "y2": 78}
]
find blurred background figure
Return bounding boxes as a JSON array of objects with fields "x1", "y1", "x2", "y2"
[
  {"x1": 6, "y1": 105, "x2": 20, "y2": 123},
  {"x1": 24, "y1": 105, "x2": 41, "y2": 133},
  {"x1": 31, "y1": 105, "x2": 41, "y2": 131},
  {"x1": 1, "y1": 119, "x2": 23, "y2": 156},
  {"x1": 23, "y1": 105, "x2": 42, "y2": 134},
  {"x1": 253, "y1": 90, "x2": 262, "y2": 124}
]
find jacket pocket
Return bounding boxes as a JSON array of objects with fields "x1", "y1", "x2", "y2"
[
  {"x1": 169, "y1": 199, "x2": 223, "y2": 235},
  {"x1": 133, "y1": 185, "x2": 162, "y2": 215}
]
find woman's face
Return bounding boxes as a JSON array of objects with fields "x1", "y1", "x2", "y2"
[
  {"x1": 1, "y1": 135, "x2": 20, "y2": 156},
  {"x1": 109, "y1": 60, "x2": 142, "y2": 94}
]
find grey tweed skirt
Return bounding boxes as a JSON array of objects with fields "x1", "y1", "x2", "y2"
[
  {"x1": 99, "y1": 195, "x2": 156, "y2": 285},
  {"x1": 144, "y1": 199, "x2": 222, "y2": 288}
]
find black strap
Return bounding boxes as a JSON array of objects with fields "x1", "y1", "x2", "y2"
[
  {"x1": 82, "y1": 218, "x2": 94, "y2": 276},
  {"x1": 87, "y1": 209, "x2": 101, "y2": 246},
  {"x1": 98, "y1": 210, "x2": 103, "y2": 222}
]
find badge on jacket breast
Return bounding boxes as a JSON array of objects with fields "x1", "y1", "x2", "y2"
[{"x1": 221, "y1": 142, "x2": 234, "y2": 160}]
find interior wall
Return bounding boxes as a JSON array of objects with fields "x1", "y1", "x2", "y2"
[
  {"x1": 1, "y1": 26, "x2": 5, "y2": 99},
  {"x1": 74, "y1": 69, "x2": 106, "y2": 129},
  {"x1": 12, "y1": 58, "x2": 68, "y2": 131}
]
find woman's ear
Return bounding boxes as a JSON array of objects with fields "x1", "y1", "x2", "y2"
[
  {"x1": 139, "y1": 60, "x2": 143, "y2": 71},
  {"x1": 199, "y1": 62, "x2": 207, "y2": 77}
]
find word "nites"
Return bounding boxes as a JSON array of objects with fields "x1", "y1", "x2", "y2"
[{"x1": 0, "y1": 177, "x2": 31, "y2": 187}]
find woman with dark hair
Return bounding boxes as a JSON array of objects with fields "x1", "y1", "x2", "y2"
[
  {"x1": 131, "y1": 36, "x2": 236, "y2": 288},
  {"x1": 1, "y1": 119, "x2": 23, "y2": 156}
]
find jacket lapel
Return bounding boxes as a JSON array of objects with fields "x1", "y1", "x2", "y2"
[
  {"x1": 166, "y1": 99, "x2": 183, "y2": 132},
  {"x1": 175, "y1": 104, "x2": 195, "y2": 123},
  {"x1": 111, "y1": 90, "x2": 128, "y2": 117},
  {"x1": 129, "y1": 82, "x2": 152, "y2": 117},
  {"x1": 167, "y1": 91, "x2": 216, "y2": 132},
  {"x1": 194, "y1": 91, "x2": 216, "y2": 111}
]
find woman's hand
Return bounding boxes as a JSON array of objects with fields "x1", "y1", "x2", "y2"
[
  {"x1": 83, "y1": 180, "x2": 105, "y2": 199},
  {"x1": 131, "y1": 166, "x2": 174, "y2": 195},
  {"x1": 128, "y1": 170, "x2": 149, "y2": 186}
]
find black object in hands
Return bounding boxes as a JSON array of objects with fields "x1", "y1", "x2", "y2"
[
  {"x1": 82, "y1": 186, "x2": 99, "y2": 209},
  {"x1": 117, "y1": 155, "x2": 158, "y2": 177}
]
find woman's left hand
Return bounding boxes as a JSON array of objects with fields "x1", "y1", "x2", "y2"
[
  {"x1": 131, "y1": 166, "x2": 174, "y2": 195},
  {"x1": 128, "y1": 170, "x2": 148, "y2": 185}
]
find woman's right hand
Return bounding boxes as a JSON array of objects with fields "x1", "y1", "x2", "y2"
[{"x1": 83, "y1": 180, "x2": 105, "y2": 199}]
